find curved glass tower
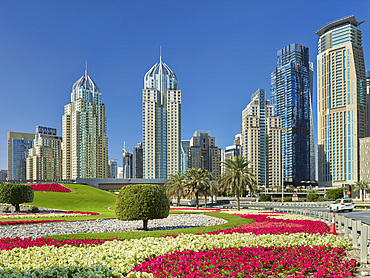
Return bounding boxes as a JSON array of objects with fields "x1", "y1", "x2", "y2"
[
  {"x1": 62, "y1": 68, "x2": 108, "y2": 179},
  {"x1": 142, "y1": 55, "x2": 181, "y2": 179}
]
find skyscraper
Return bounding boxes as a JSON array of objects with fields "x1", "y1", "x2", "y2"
[
  {"x1": 271, "y1": 43, "x2": 314, "y2": 184},
  {"x1": 142, "y1": 53, "x2": 181, "y2": 179},
  {"x1": 26, "y1": 126, "x2": 62, "y2": 181},
  {"x1": 8, "y1": 131, "x2": 35, "y2": 180},
  {"x1": 242, "y1": 89, "x2": 281, "y2": 188},
  {"x1": 188, "y1": 131, "x2": 221, "y2": 180},
  {"x1": 108, "y1": 160, "x2": 118, "y2": 178},
  {"x1": 122, "y1": 148, "x2": 133, "y2": 179},
  {"x1": 180, "y1": 140, "x2": 190, "y2": 174},
  {"x1": 62, "y1": 68, "x2": 108, "y2": 179},
  {"x1": 316, "y1": 15, "x2": 367, "y2": 187},
  {"x1": 132, "y1": 142, "x2": 143, "y2": 178},
  {"x1": 366, "y1": 71, "x2": 370, "y2": 137}
]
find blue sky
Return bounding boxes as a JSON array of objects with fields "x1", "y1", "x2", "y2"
[{"x1": 1, "y1": 0, "x2": 370, "y2": 170}]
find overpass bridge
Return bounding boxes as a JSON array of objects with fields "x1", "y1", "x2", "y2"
[{"x1": 76, "y1": 178, "x2": 166, "y2": 190}]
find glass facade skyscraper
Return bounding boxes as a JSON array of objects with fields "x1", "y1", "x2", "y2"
[
  {"x1": 8, "y1": 132, "x2": 35, "y2": 180},
  {"x1": 316, "y1": 15, "x2": 367, "y2": 187},
  {"x1": 142, "y1": 54, "x2": 181, "y2": 179},
  {"x1": 271, "y1": 43, "x2": 314, "y2": 184}
]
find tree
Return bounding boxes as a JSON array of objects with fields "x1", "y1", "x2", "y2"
[
  {"x1": 115, "y1": 184, "x2": 170, "y2": 230},
  {"x1": 355, "y1": 180, "x2": 370, "y2": 202},
  {"x1": 307, "y1": 192, "x2": 320, "y2": 202},
  {"x1": 218, "y1": 155, "x2": 256, "y2": 210},
  {"x1": 184, "y1": 168, "x2": 211, "y2": 209},
  {"x1": 326, "y1": 188, "x2": 343, "y2": 200},
  {"x1": 165, "y1": 172, "x2": 185, "y2": 206},
  {"x1": 0, "y1": 184, "x2": 34, "y2": 212}
]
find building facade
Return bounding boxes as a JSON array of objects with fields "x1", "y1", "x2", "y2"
[
  {"x1": 142, "y1": 54, "x2": 181, "y2": 179},
  {"x1": 0, "y1": 170, "x2": 8, "y2": 181},
  {"x1": 316, "y1": 15, "x2": 367, "y2": 187},
  {"x1": 188, "y1": 131, "x2": 221, "y2": 180},
  {"x1": 222, "y1": 133, "x2": 242, "y2": 173},
  {"x1": 133, "y1": 142, "x2": 143, "y2": 178},
  {"x1": 62, "y1": 69, "x2": 108, "y2": 179},
  {"x1": 271, "y1": 43, "x2": 315, "y2": 184},
  {"x1": 108, "y1": 160, "x2": 118, "y2": 178},
  {"x1": 242, "y1": 89, "x2": 281, "y2": 188},
  {"x1": 26, "y1": 126, "x2": 62, "y2": 181},
  {"x1": 367, "y1": 71, "x2": 370, "y2": 137},
  {"x1": 122, "y1": 148, "x2": 133, "y2": 179},
  {"x1": 8, "y1": 131, "x2": 35, "y2": 180},
  {"x1": 180, "y1": 140, "x2": 190, "y2": 174}
]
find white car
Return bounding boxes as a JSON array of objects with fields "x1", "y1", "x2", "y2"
[{"x1": 329, "y1": 199, "x2": 355, "y2": 212}]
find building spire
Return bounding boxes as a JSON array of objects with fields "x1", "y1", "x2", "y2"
[
  {"x1": 160, "y1": 46, "x2": 162, "y2": 63},
  {"x1": 85, "y1": 61, "x2": 88, "y2": 77}
]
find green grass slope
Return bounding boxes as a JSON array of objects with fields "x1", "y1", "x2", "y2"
[{"x1": 22, "y1": 183, "x2": 117, "y2": 219}]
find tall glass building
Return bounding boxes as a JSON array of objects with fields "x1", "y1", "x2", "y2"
[
  {"x1": 316, "y1": 15, "x2": 367, "y2": 187},
  {"x1": 271, "y1": 43, "x2": 315, "y2": 184},
  {"x1": 8, "y1": 132, "x2": 35, "y2": 180},
  {"x1": 62, "y1": 68, "x2": 108, "y2": 179},
  {"x1": 142, "y1": 54, "x2": 181, "y2": 179}
]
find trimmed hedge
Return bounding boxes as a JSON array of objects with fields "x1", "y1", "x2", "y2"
[
  {"x1": 259, "y1": 194, "x2": 272, "y2": 202},
  {"x1": 0, "y1": 184, "x2": 34, "y2": 212},
  {"x1": 115, "y1": 184, "x2": 170, "y2": 230}
]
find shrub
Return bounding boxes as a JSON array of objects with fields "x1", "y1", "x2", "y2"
[
  {"x1": 326, "y1": 188, "x2": 343, "y2": 200},
  {"x1": 307, "y1": 192, "x2": 320, "y2": 202},
  {"x1": 115, "y1": 184, "x2": 170, "y2": 230},
  {"x1": 283, "y1": 197, "x2": 292, "y2": 202},
  {"x1": 259, "y1": 194, "x2": 272, "y2": 202},
  {"x1": 0, "y1": 184, "x2": 34, "y2": 212}
]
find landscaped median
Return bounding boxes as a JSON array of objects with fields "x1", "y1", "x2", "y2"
[{"x1": 0, "y1": 209, "x2": 358, "y2": 277}]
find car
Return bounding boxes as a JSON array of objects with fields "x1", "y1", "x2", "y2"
[{"x1": 329, "y1": 199, "x2": 355, "y2": 212}]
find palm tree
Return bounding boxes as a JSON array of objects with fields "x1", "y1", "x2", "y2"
[
  {"x1": 355, "y1": 180, "x2": 370, "y2": 202},
  {"x1": 165, "y1": 172, "x2": 185, "y2": 206},
  {"x1": 184, "y1": 168, "x2": 211, "y2": 209},
  {"x1": 218, "y1": 155, "x2": 256, "y2": 210}
]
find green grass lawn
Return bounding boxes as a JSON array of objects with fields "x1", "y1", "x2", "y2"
[
  {"x1": 1, "y1": 183, "x2": 254, "y2": 240},
  {"x1": 13, "y1": 183, "x2": 117, "y2": 220}
]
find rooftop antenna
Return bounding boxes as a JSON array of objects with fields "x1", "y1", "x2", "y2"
[{"x1": 85, "y1": 61, "x2": 88, "y2": 77}]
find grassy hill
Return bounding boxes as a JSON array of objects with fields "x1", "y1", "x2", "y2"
[{"x1": 20, "y1": 183, "x2": 117, "y2": 220}]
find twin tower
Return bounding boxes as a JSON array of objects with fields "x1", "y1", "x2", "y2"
[{"x1": 62, "y1": 55, "x2": 181, "y2": 180}]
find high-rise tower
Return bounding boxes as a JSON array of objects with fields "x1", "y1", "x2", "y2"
[
  {"x1": 271, "y1": 43, "x2": 314, "y2": 184},
  {"x1": 142, "y1": 53, "x2": 181, "y2": 179},
  {"x1": 316, "y1": 15, "x2": 367, "y2": 187},
  {"x1": 62, "y1": 67, "x2": 108, "y2": 179},
  {"x1": 242, "y1": 89, "x2": 281, "y2": 188}
]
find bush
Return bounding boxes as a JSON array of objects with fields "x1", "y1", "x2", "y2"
[
  {"x1": 0, "y1": 184, "x2": 34, "y2": 212},
  {"x1": 326, "y1": 188, "x2": 343, "y2": 200},
  {"x1": 307, "y1": 192, "x2": 320, "y2": 202},
  {"x1": 283, "y1": 197, "x2": 292, "y2": 202},
  {"x1": 115, "y1": 184, "x2": 170, "y2": 230},
  {"x1": 259, "y1": 194, "x2": 272, "y2": 202}
]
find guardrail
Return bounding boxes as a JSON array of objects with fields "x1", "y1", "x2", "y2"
[{"x1": 251, "y1": 206, "x2": 370, "y2": 264}]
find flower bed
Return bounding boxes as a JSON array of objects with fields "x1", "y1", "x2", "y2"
[
  {"x1": 0, "y1": 237, "x2": 113, "y2": 250},
  {"x1": 205, "y1": 213, "x2": 330, "y2": 235},
  {"x1": 0, "y1": 219, "x2": 65, "y2": 226},
  {"x1": 0, "y1": 211, "x2": 100, "y2": 219},
  {"x1": 0, "y1": 209, "x2": 358, "y2": 277},
  {"x1": 131, "y1": 246, "x2": 357, "y2": 278},
  {"x1": 29, "y1": 183, "x2": 73, "y2": 192},
  {"x1": 170, "y1": 208, "x2": 221, "y2": 212},
  {"x1": 0, "y1": 233, "x2": 351, "y2": 277}
]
